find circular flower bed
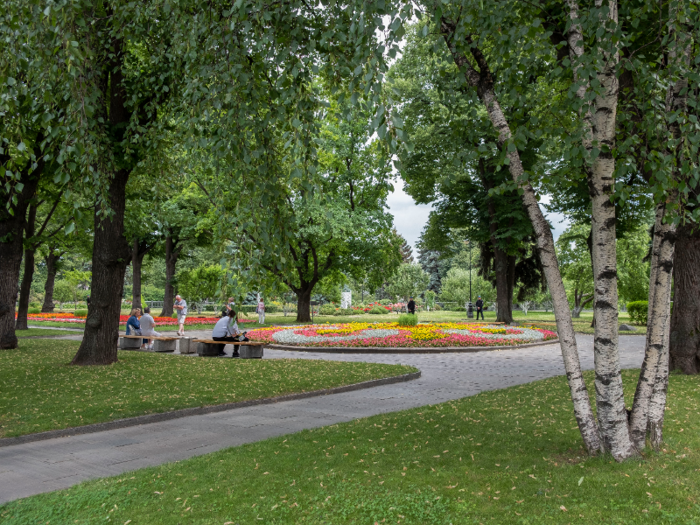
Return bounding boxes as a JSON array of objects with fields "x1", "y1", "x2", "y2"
[{"x1": 247, "y1": 322, "x2": 557, "y2": 348}]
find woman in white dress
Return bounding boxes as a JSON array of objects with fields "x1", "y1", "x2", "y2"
[{"x1": 140, "y1": 307, "x2": 161, "y2": 350}]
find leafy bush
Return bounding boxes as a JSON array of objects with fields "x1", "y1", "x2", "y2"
[
  {"x1": 398, "y1": 313, "x2": 418, "y2": 326},
  {"x1": 369, "y1": 307, "x2": 386, "y2": 315},
  {"x1": 265, "y1": 305, "x2": 280, "y2": 313},
  {"x1": 28, "y1": 307, "x2": 41, "y2": 314},
  {"x1": 320, "y1": 304, "x2": 336, "y2": 315},
  {"x1": 74, "y1": 309, "x2": 88, "y2": 317},
  {"x1": 29, "y1": 301, "x2": 41, "y2": 309},
  {"x1": 627, "y1": 301, "x2": 648, "y2": 325}
]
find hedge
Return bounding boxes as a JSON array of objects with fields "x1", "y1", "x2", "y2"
[
  {"x1": 627, "y1": 301, "x2": 648, "y2": 325},
  {"x1": 398, "y1": 313, "x2": 418, "y2": 326}
]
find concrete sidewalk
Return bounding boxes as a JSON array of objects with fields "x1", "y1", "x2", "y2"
[{"x1": 0, "y1": 334, "x2": 645, "y2": 504}]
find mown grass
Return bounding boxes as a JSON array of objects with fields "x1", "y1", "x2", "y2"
[
  {"x1": 0, "y1": 339, "x2": 415, "y2": 438},
  {"x1": 2, "y1": 370, "x2": 697, "y2": 524},
  {"x1": 15, "y1": 328, "x2": 79, "y2": 338},
  {"x1": 28, "y1": 310, "x2": 645, "y2": 335}
]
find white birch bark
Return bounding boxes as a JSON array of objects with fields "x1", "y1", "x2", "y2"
[
  {"x1": 565, "y1": 0, "x2": 635, "y2": 460},
  {"x1": 629, "y1": 204, "x2": 676, "y2": 449},
  {"x1": 645, "y1": 11, "x2": 691, "y2": 447},
  {"x1": 439, "y1": 18, "x2": 602, "y2": 454}
]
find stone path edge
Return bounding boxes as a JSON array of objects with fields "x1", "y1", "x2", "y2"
[
  {"x1": 0, "y1": 371, "x2": 421, "y2": 448},
  {"x1": 267, "y1": 338, "x2": 560, "y2": 354}
]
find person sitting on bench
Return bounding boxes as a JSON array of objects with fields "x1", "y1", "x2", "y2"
[
  {"x1": 212, "y1": 309, "x2": 248, "y2": 358},
  {"x1": 140, "y1": 307, "x2": 161, "y2": 350},
  {"x1": 126, "y1": 308, "x2": 148, "y2": 349}
]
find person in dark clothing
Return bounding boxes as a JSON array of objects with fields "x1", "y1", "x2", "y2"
[
  {"x1": 211, "y1": 310, "x2": 248, "y2": 357},
  {"x1": 475, "y1": 296, "x2": 484, "y2": 320},
  {"x1": 407, "y1": 297, "x2": 416, "y2": 315}
]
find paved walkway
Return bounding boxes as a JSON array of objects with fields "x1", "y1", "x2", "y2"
[{"x1": 0, "y1": 334, "x2": 646, "y2": 504}]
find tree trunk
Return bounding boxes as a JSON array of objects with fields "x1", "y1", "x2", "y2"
[
  {"x1": 132, "y1": 239, "x2": 147, "y2": 310},
  {"x1": 71, "y1": 169, "x2": 131, "y2": 365},
  {"x1": 480, "y1": 158, "x2": 514, "y2": 324},
  {"x1": 438, "y1": 19, "x2": 602, "y2": 454},
  {"x1": 494, "y1": 247, "x2": 513, "y2": 323},
  {"x1": 160, "y1": 234, "x2": 179, "y2": 317},
  {"x1": 0, "y1": 158, "x2": 42, "y2": 349},
  {"x1": 16, "y1": 203, "x2": 38, "y2": 331},
  {"x1": 565, "y1": 0, "x2": 635, "y2": 460},
  {"x1": 15, "y1": 250, "x2": 35, "y2": 331},
  {"x1": 42, "y1": 251, "x2": 59, "y2": 313},
  {"x1": 669, "y1": 222, "x2": 700, "y2": 373},
  {"x1": 629, "y1": 204, "x2": 677, "y2": 448},
  {"x1": 296, "y1": 286, "x2": 312, "y2": 322}
]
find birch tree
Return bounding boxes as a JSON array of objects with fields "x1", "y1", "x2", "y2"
[{"x1": 428, "y1": 4, "x2": 603, "y2": 454}]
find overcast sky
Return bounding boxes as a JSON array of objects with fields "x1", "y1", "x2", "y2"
[{"x1": 386, "y1": 178, "x2": 570, "y2": 255}]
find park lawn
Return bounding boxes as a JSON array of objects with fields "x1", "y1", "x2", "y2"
[
  {"x1": 0, "y1": 339, "x2": 415, "y2": 438},
  {"x1": 1, "y1": 370, "x2": 698, "y2": 524},
  {"x1": 25, "y1": 310, "x2": 647, "y2": 336},
  {"x1": 15, "y1": 329, "x2": 80, "y2": 338}
]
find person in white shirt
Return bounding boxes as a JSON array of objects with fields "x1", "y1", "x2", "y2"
[
  {"x1": 174, "y1": 295, "x2": 188, "y2": 336},
  {"x1": 257, "y1": 298, "x2": 265, "y2": 324},
  {"x1": 140, "y1": 307, "x2": 161, "y2": 350},
  {"x1": 212, "y1": 310, "x2": 247, "y2": 357}
]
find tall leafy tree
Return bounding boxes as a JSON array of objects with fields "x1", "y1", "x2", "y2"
[
  {"x1": 388, "y1": 25, "x2": 547, "y2": 324},
  {"x1": 198, "y1": 97, "x2": 401, "y2": 321}
]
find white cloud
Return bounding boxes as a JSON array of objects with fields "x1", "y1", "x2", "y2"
[
  {"x1": 386, "y1": 182, "x2": 569, "y2": 255},
  {"x1": 386, "y1": 178, "x2": 433, "y2": 255}
]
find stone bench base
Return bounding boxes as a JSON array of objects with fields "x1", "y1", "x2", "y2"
[
  {"x1": 195, "y1": 341, "x2": 265, "y2": 358},
  {"x1": 119, "y1": 336, "x2": 177, "y2": 352}
]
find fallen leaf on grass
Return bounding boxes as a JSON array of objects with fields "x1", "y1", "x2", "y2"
[{"x1": 560, "y1": 506, "x2": 567, "y2": 511}]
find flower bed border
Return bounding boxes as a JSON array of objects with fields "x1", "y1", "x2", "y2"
[{"x1": 267, "y1": 338, "x2": 560, "y2": 354}]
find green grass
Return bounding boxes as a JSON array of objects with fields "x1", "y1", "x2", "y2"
[
  {"x1": 2, "y1": 370, "x2": 697, "y2": 524},
  {"x1": 15, "y1": 328, "x2": 79, "y2": 338},
  {"x1": 0, "y1": 339, "x2": 415, "y2": 438},
  {"x1": 26, "y1": 310, "x2": 647, "y2": 335}
]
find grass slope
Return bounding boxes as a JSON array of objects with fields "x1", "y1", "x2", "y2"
[
  {"x1": 2, "y1": 370, "x2": 697, "y2": 524},
  {"x1": 0, "y1": 340, "x2": 415, "y2": 438}
]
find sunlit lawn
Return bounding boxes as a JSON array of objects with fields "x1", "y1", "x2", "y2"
[
  {"x1": 0, "y1": 339, "x2": 415, "y2": 438},
  {"x1": 27, "y1": 309, "x2": 646, "y2": 335},
  {"x1": 15, "y1": 328, "x2": 79, "y2": 338},
  {"x1": 2, "y1": 369, "x2": 697, "y2": 523}
]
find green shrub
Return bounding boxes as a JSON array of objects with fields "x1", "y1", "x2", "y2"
[
  {"x1": 369, "y1": 306, "x2": 386, "y2": 315},
  {"x1": 265, "y1": 305, "x2": 280, "y2": 313},
  {"x1": 398, "y1": 313, "x2": 418, "y2": 326},
  {"x1": 627, "y1": 301, "x2": 648, "y2": 325},
  {"x1": 29, "y1": 301, "x2": 41, "y2": 308},
  {"x1": 320, "y1": 304, "x2": 336, "y2": 315},
  {"x1": 74, "y1": 309, "x2": 88, "y2": 317},
  {"x1": 28, "y1": 307, "x2": 41, "y2": 314}
]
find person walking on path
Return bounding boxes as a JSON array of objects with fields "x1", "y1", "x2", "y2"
[
  {"x1": 212, "y1": 310, "x2": 247, "y2": 357},
  {"x1": 257, "y1": 298, "x2": 265, "y2": 324},
  {"x1": 140, "y1": 307, "x2": 161, "y2": 350},
  {"x1": 174, "y1": 295, "x2": 188, "y2": 336},
  {"x1": 407, "y1": 297, "x2": 416, "y2": 315},
  {"x1": 475, "y1": 296, "x2": 484, "y2": 320}
]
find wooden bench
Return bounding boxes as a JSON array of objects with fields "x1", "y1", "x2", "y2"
[
  {"x1": 192, "y1": 339, "x2": 265, "y2": 359},
  {"x1": 120, "y1": 334, "x2": 178, "y2": 352}
]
